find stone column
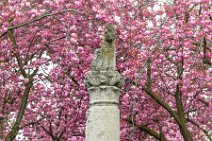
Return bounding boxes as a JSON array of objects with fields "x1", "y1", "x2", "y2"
[{"x1": 85, "y1": 24, "x2": 124, "y2": 141}]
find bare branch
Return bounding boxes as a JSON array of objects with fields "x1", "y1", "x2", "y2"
[
  {"x1": 187, "y1": 118, "x2": 212, "y2": 141},
  {"x1": 127, "y1": 118, "x2": 167, "y2": 141},
  {"x1": 0, "y1": 9, "x2": 87, "y2": 38}
]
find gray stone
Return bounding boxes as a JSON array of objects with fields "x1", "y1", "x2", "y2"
[
  {"x1": 86, "y1": 105, "x2": 120, "y2": 141},
  {"x1": 85, "y1": 24, "x2": 124, "y2": 141}
]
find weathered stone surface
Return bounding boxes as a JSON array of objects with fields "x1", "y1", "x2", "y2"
[
  {"x1": 85, "y1": 106, "x2": 120, "y2": 141},
  {"x1": 85, "y1": 70, "x2": 124, "y2": 88},
  {"x1": 91, "y1": 24, "x2": 116, "y2": 71},
  {"x1": 87, "y1": 86, "x2": 120, "y2": 105},
  {"x1": 85, "y1": 24, "x2": 123, "y2": 141}
]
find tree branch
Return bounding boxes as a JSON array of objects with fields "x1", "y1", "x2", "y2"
[
  {"x1": 187, "y1": 118, "x2": 212, "y2": 141},
  {"x1": 127, "y1": 118, "x2": 167, "y2": 141},
  {"x1": 144, "y1": 57, "x2": 180, "y2": 124},
  {"x1": 5, "y1": 79, "x2": 34, "y2": 141},
  {"x1": 8, "y1": 30, "x2": 27, "y2": 78},
  {"x1": 0, "y1": 9, "x2": 87, "y2": 38}
]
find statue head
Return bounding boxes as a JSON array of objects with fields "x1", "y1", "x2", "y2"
[{"x1": 104, "y1": 24, "x2": 115, "y2": 46}]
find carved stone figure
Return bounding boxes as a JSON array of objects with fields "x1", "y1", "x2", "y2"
[
  {"x1": 91, "y1": 24, "x2": 116, "y2": 71},
  {"x1": 104, "y1": 24, "x2": 115, "y2": 48},
  {"x1": 85, "y1": 24, "x2": 124, "y2": 141}
]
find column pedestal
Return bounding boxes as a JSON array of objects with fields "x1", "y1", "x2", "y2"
[{"x1": 86, "y1": 105, "x2": 120, "y2": 141}]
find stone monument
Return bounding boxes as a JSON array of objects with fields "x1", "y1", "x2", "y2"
[{"x1": 85, "y1": 24, "x2": 124, "y2": 141}]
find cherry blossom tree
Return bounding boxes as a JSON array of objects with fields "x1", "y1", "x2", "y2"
[{"x1": 0, "y1": 0, "x2": 211, "y2": 141}]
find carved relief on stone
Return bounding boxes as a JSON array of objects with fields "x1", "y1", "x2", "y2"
[{"x1": 85, "y1": 70, "x2": 124, "y2": 89}]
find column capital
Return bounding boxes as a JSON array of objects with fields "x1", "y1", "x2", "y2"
[
  {"x1": 85, "y1": 70, "x2": 124, "y2": 105},
  {"x1": 85, "y1": 70, "x2": 124, "y2": 89}
]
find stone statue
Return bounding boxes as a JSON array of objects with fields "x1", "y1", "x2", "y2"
[
  {"x1": 86, "y1": 24, "x2": 123, "y2": 88},
  {"x1": 91, "y1": 24, "x2": 116, "y2": 71},
  {"x1": 104, "y1": 24, "x2": 115, "y2": 48},
  {"x1": 85, "y1": 24, "x2": 124, "y2": 141}
]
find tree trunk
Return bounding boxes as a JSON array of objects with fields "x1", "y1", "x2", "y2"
[
  {"x1": 175, "y1": 86, "x2": 193, "y2": 141},
  {"x1": 179, "y1": 123, "x2": 193, "y2": 141},
  {"x1": 5, "y1": 80, "x2": 33, "y2": 141}
]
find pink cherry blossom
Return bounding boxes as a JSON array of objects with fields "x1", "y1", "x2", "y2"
[{"x1": 0, "y1": 0, "x2": 211, "y2": 141}]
